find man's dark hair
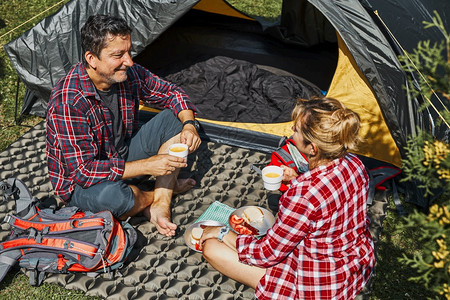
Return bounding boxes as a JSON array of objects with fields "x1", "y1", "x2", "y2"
[{"x1": 81, "y1": 14, "x2": 132, "y2": 67}]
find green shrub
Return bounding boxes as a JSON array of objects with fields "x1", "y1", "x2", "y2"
[
  {"x1": 396, "y1": 204, "x2": 450, "y2": 299},
  {"x1": 397, "y1": 10, "x2": 449, "y2": 300}
]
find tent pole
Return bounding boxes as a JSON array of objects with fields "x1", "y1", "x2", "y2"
[{"x1": 14, "y1": 76, "x2": 21, "y2": 125}]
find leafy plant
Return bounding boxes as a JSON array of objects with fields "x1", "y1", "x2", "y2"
[
  {"x1": 396, "y1": 204, "x2": 450, "y2": 299},
  {"x1": 399, "y1": 10, "x2": 449, "y2": 198},
  {"x1": 397, "y1": 10, "x2": 450, "y2": 299},
  {"x1": 402, "y1": 131, "x2": 450, "y2": 197}
]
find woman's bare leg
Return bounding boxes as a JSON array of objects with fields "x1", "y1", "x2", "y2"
[{"x1": 202, "y1": 239, "x2": 265, "y2": 289}]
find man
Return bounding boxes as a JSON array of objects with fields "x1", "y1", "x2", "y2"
[{"x1": 46, "y1": 14, "x2": 201, "y2": 237}]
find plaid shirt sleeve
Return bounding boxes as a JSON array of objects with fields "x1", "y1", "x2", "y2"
[{"x1": 130, "y1": 64, "x2": 196, "y2": 115}]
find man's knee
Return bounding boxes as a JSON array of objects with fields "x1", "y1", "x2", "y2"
[
  {"x1": 126, "y1": 109, "x2": 182, "y2": 161},
  {"x1": 96, "y1": 181, "x2": 134, "y2": 216}
]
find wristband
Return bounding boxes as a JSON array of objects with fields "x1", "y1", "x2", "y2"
[
  {"x1": 217, "y1": 226, "x2": 229, "y2": 242},
  {"x1": 182, "y1": 120, "x2": 200, "y2": 131}
]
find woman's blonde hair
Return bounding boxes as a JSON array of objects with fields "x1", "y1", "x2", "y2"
[{"x1": 291, "y1": 97, "x2": 362, "y2": 160}]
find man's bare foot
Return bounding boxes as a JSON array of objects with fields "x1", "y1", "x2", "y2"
[
  {"x1": 145, "y1": 205, "x2": 177, "y2": 237},
  {"x1": 174, "y1": 178, "x2": 196, "y2": 195},
  {"x1": 143, "y1": 178, "x2": 195, "y2": 236}
]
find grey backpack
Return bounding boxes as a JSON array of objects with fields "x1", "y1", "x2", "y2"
[{"x1": 0, "y1": 178, "x2": 137, "y2": 286}]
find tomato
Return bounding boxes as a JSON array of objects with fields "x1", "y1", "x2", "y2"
[
  {"x1": 195, "y1": 242, "x2": 201, "y2": 251},
  {"x1": 244, "y1": 222, "x2": 259, "y2": 235},
  {"x1": 234, "y1": 224, "x2": 244, "y2": 233},
  {"x1": 241, "y1": 227, "x2": 252, "y2": 235},
  {"x1": 235, "y1": 224, "x2": 252, "y2": 235},
  {"x1": 229, "y1": 214, "x2": 244, "y2": 225}
]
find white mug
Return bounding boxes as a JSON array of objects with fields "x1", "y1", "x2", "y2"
[
  {"x1": 262, "y1": 166, "x2": 283, "y2": 191},
  {"x1": 168, "y1": 143, "x2": 188, "y2": 159}
]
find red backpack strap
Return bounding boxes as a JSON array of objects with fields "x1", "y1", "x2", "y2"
[
  {"x1": 1, "y1": 237, "x2": 98, "y2": 258},
  {"x1": 4, "y1": 214, "x2": 106, "y2": 233},
  {"x1": 369, "y1": 166, "x2": 402, "y2": 190},
  {"x1": 270, "y1": 138, "x2": 298, "y2": 168},
  {"x1": 269, "y1": 138, "x2": 309, "y2": 171}
]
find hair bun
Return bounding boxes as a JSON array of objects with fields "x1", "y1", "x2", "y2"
[{"x1": 292, "y1": 97, "x2": 362, "y2": 160}]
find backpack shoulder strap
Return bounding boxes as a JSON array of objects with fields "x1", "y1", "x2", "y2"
[
  {"x1": 0, "y1": 249, "x2": 21, "y2": 283},
  {"x1": 285, "y1": 141, "x2": 309, "y2": 173},
  {"x1": 272, "y1": 138, "x2": 309, "y2": 172},
  {"x1": 1, "y1": 178, "x2": 38, "y2": 219},
  {"x1": 275, "y1": 147, "x2": 297, "y2": 169}
]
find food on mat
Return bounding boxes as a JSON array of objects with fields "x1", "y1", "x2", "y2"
[
  {"x1": 229, "y1": 214, "x2": 244, "y2": 225},
  {"x1": 191, "y1": 227, "x2": 203, "y2": 244},
  {"x1": 242, "y1": 206, "x2": 264, "y2": 224},
  {"x1": 191, "y1": 227, "x2": 203, "y2": 250},
  {"x1": 230, "y1": 215, "x2": 260, "y2": 235},
  {"x1": 235, "y1": 224, "x2": 252, "y2": 235}
]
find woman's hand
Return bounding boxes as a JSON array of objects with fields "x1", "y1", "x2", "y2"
[
  {"x1": 198, "y1": 226, "x2": 221, "y2": 250},
  {"x1": 280, "y1": 165, "x2": 298, "y2": 183}
]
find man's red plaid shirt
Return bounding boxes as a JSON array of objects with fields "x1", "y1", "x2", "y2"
[
  {"x1": 46, "y1": 62, "x2": 195, "y2": 201},
  {"x1": 237, "y1": 153, "x2": 375, "y2": 300}
]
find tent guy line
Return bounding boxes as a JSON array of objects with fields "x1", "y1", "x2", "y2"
[
  {"x1": 0, "y1": 0, "x2": 67, "y2": 48},
  {"x1": 374, "y1": 10, "x2": 449, "y2": 129}
]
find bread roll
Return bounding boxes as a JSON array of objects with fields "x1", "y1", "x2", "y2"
[
  {"x1": 242, "y1": 207, "x2": 264, "y2": 224},
  {"x1": 191, "y1": 227, "x2": 203, "y2": 245}
]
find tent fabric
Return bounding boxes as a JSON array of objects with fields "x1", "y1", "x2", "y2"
[
  {"x1": 163, "y1": 56, "x2": 323, "y2": 123},
  {"x1": 327, "y1": 36, "x2": 402, "y2": 167},
  {"x1": 4, "y1": 0, "x2": 447, "y2": 135},
  {"x1": 193, "y1": 0, "x2": 253, "y2": 20},
  {"x1": 363, "y1": 0, "x2": 449, "y2": 54},
  {"x1": 307, "y1": 0, "x2": 409, "y2": 160},
  {"x1": 364, "y1": 0, "x2": 449, "y2": 141},
  {"x1": 133, "y1": 8, "x2": 338, "y2": 92}
]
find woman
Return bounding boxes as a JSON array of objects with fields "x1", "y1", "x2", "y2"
[{"x1": 199, "y1": 97, "x2": 375, "y2": 300}]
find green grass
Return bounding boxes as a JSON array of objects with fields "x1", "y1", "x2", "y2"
[
  {"x1": 0, "y1": 0, "x2": 57, "y2": 151},
  {"x1": 0, "y1": 1, "x2": 99, "y2": 298},
  {"x1": 0, "y1": 0, "x2": 439, "y2": 299},
  {"x1": 0, "y1": 271, "x2": 100, "y2": 299},
  {"x1": 372, "y1": 202, "x2": 436, "y2": 299},
  {"x1": 227, "y1": 0, "x2": 282, "y2": 21}
]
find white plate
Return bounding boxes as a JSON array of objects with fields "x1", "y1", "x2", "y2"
[
  {"x1": 184, "y1": 220, "x2": 226, "y2": 252},
  {"x1": 229, "y1": 206, "x2": 275, "y2": 237}
]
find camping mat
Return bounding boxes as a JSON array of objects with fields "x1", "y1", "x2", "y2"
[{"x1": 0, "y1": 122, "x2": 388, "y2": 299}]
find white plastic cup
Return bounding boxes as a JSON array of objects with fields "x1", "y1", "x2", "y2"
[
  {"x1": 168, "y1": 143, "x2": 189, "y2": 159},
  {"x1": 262, "y1": 166, "x2": 283, "y2": 191}
]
